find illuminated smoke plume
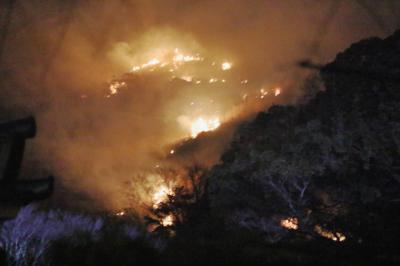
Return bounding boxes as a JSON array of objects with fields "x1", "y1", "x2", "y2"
[{"x1": 0, "y1": 1, "x2": 398, "y2": 213}]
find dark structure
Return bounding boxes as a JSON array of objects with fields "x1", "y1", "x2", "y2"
[{"x1": 0, "y1": 117, "x2": 53, "y2": 207}]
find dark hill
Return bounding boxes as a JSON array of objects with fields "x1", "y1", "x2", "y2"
[{"x1": 204, "y1": 30, "x2": 400, "y2": 263}]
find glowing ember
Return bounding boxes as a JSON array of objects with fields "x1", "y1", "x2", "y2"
[
  {"x1": 115, "y1": 211, "x2": 125, "y2": 216},
  {"x1": 274, "y1": 87, "x2": 281, "y2": 96},
  {"x1": 129, "y1": 48, "x2": 203, "y2": 74},
  {"x1": 170, "y1": 149, "x2": 175, "y2": 154},
  {"x1": 161, "y1": 214, "x2": 174, "y2": 226},
  {"x1": 131, "y1": 58, "x2": 161, "y2": 72},
  {"x1": 280, "y1": 217, "x2": 299, "y2": 230},
  {"x1": 108, "y1": 81, "x2": 126, "y2": 95},
  {"x1": 190, "y1": 117, "x2": 221, "y2": 138},
  {"x1": 144, "y1": 58, "x2": 160, "y2": 68},
  {"x1": 152, "y1": 185, "x2": 174, "y2": 209},
  {"x1": 132, "y1": 66, "x2": 141, "y2": 72},
  {"x1": 221, "y1": 61, "x2": 232, "y2": 71},
  {"x1": 180, "y1": 76, "x2": 193, "y2": 82},
  {"x1": 260, "y1": 88, "x2": 268, "y2": 99},
  {"x1": 173, "y1": 54, "x2": 201, "y2": 63},
  {"x1": 173, "y1": 48, "x2": 203, "y2": 63},
  {"x1": 314, "y1": 225, "x2": 346, "y2": 242},
  {"x1": 279, "y1": 218, "x2": 346, "y2": 242}
]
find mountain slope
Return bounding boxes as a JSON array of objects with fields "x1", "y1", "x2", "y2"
[{"x1": 206, "y1": 30, "x2": 400, "y2": 245}]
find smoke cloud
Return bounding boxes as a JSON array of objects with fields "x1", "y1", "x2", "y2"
[{"x1": 0, "y1": 0, "x2": 399, "y2": 211}]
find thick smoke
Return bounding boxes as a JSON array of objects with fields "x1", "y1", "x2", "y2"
[{"x1": 0, "y1": 0, "x2": 399, "y2": 211}]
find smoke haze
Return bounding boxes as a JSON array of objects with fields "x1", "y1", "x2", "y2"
[{"x1": 0, "y1": 0, "x2": 399, "y2": 211}]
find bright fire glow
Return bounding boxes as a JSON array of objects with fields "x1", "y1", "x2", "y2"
[
  {"x1": 115, "y1": 211, "x2": 125, "y2": 216},
  {"x1": 260, "y1": 88, "x2": 268, "y2": 99},
  {"x1": 108, "y1": 81, "x2": 126, "y2": 95},
  {"x1": 152, "y1": 185, "x2": 174, "y2": 209},
  {"x1": 130, "y1": 48, "x2": 203, "y2": 74},
  {"x1": 131, "y1": 58, "x2": 161, "y2": 72},
  {"x1": 280, "y1": 217, "x2": 346, "y2": 242},
  {"x1": 143, "y1": 58, "x2": 160, "y2": 68},
  {"x1": 173, "y1": 48, "x2": 203, "y2": 63},
  {"x1": 108, "y1": 37, "x2": 286, "y2": 230},
  {"x1": 173, "y1": 54, "x2": 202, "y2": 63},
  {"x1": 152, "y1": 182, "x2": 176, "y2": 227},
  {"x1": 190, "y1": 117, "x2": 221, "y2": 138},
  {"x1": 280, "y1": 217, "x2": 299, "y2": 230},
  {"x1": 132, "y1": 66, "x2": 141, "y2": 72},
  {"x1": 161, "y1": 214, "x2": 174, "y2": 226},
  {"x1": 314, "y1": 225, "x2": 346, "y2": 242},
  {"x1": 180, "y1": 76, "x2": 193, "y2": 82},
  {"x1": 221, "y1": 61, "x2": 232, "y2": 71}
]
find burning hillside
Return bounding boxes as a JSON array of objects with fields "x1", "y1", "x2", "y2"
[
  {"x1": 91, "y1": 37, "x2": 289, "y2": 217},
  {"x1": 29, "y1": 28, "x2": 290, "y2": 213},
  {"x1": 1, "y1": 1, "x2": 400, "y2": 265},
  {"x1": 106, "y1": 37, "x2": 285, "y2": 141},
  {"x1": 1, "y1": 1, "x2": 397, "y2": 216}
]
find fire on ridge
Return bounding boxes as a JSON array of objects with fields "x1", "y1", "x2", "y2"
[{"x1": 104, "y1": 39, "x2": 285, "y2": 227}]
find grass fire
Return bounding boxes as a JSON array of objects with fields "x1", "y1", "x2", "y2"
[{"x1": 1, "y1": 1, "x2": 400, "y2": 265}]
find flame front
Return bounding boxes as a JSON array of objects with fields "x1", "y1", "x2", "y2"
[
  {"x1": 130, "y1": 48, "x2": 203, "y2": 74},
  {"x1": 280, "y1": 217, "x2": 346, "y2": 242},
  {"x1": 107, "y1": 37, "x2": 285, "y2": 222},
  {"x1": 190, "y1": 117, "x2": 221, "y2": 138},
  {"x1": 314, "y1": 225, "x2": 346, "y2": 242}
]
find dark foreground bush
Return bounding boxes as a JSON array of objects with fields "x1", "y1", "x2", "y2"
[
  {"x1": 48, "y1": 233, "x2": 159, "y2": 266},
  {"x1": 0, "y1": 205, "x2": 160, "y2": 266}
]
